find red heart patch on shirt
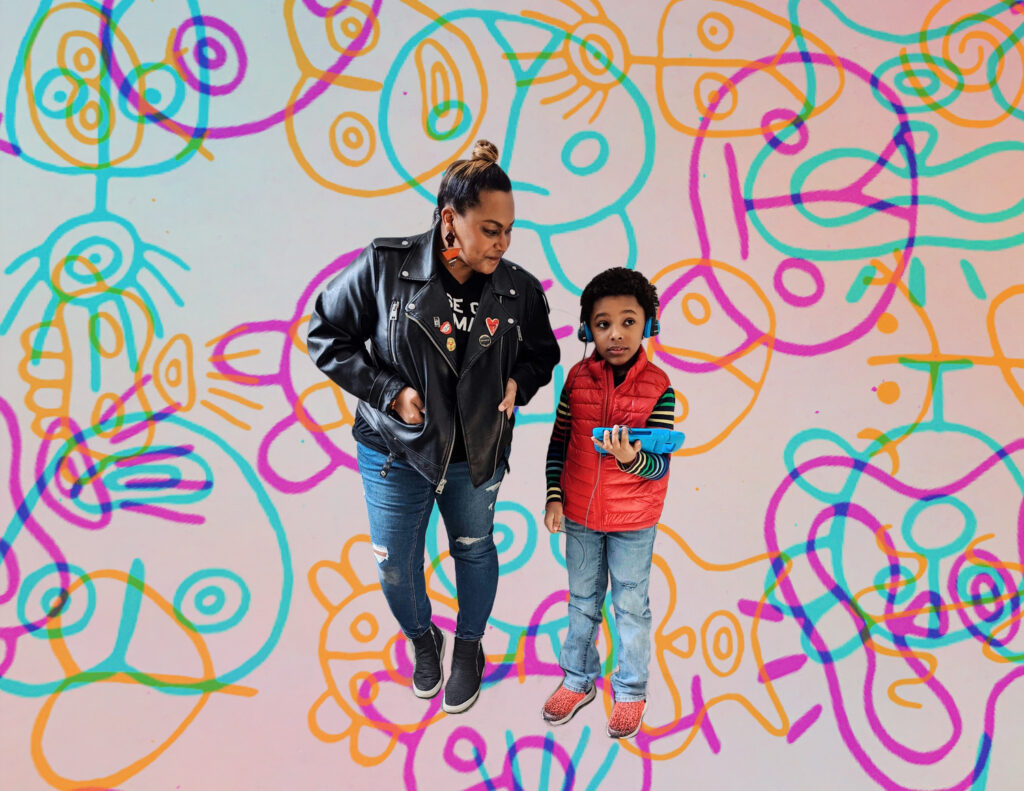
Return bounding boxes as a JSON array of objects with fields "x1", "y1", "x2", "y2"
[{"x1": 485, "y1": 317, "x2": 499, "y2": 336}]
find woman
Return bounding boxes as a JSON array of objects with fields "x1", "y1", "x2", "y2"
[{"x1": 307, "y1": 140, "x2": 560, "y2": 713}]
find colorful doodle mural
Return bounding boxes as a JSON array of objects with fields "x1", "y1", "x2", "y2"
[{"x1": 1, "y1": 1, "x2": 1022, "y2": 789}]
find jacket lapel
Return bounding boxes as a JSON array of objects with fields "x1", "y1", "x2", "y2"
[
  {"x1": 460, "y1": 280, "x2": 516, "y2": 375},
  {"x1": 400, "y1": 226, "x2": 459, "y2": 372}
]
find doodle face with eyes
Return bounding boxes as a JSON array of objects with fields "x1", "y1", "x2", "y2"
[
  {"x1": 763, "y1": 363, "x2": 1024, "y2": 789},
  {"x1": 8, "y1": 0, "x2": 213, "y2": 175}
]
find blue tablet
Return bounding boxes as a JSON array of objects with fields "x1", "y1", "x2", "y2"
[{"x1": 592, "y1": 427, "x2": 685, "y2": 454}]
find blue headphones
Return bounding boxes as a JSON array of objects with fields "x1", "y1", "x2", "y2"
[{"x1": 577, "y1": 316, "x2": 659, "y2": 343}]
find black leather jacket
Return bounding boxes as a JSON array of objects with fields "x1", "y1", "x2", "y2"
[{"x1": 307, "y1": 224, "x2": 560, "y2": 490}]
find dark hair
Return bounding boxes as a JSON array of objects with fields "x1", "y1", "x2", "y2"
[
  {"x1": 433, "y1": 139, "x2": 512, "y2": 222},
  {"x1": 580, "y1": 267, "x2": 660, "y2": 325}
]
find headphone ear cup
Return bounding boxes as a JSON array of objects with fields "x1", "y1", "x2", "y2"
[
  {"x1": 577, "y1": 322, "x2": 592, "y2": 343},
  {"x1": 644, "y1": 317, "x2": 660, "y2": 338}
]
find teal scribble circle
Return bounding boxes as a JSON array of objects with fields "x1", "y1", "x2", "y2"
[
  {"x1": 955, "y1": 563, "x2": 1007, "y2": 623},
  {"x1": 561, "y1": 131, "x2": 609, "y2": 176},
  {"x1": 66, "y1": 235, "x2": 123, "y2": 284},
  {"x1": 196, "y1": 585, "x2": 227, "y2": 615},
  {"x1": 872, "y1": 53, "x2": 963, "y2": 113},
  {"x1": 426, "y1": 100, "x2": 471, "y2": 141},
  {"x1": 872, "y1": 563, "x2": 916, "y2": 606},
  {"x1": 173, "y1": 569, "x2": 250, "y2": 633},
  {"x1": 118, "y1": 62, "x2": 186, "y2": 122},
  {"x1": 901, "y1": 496, "x2": 974, "y2": 558},
  {"x1": 17, "y1": 563, "x2": 96, "y2": 638},
  {"x1": 35, "y1": 68, "x2": 87, "y2": 118}
]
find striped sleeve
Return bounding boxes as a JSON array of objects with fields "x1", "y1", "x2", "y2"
[
  {"x1": 617, "y1": 387, "x2": 676, "y2": 480},
  {"x1": 545, "y1": 385, "x2": 572, "y2": 503}
]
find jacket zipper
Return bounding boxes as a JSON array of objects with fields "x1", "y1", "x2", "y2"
[
  {"x1": 494, "y1": 336, "x2": 505, "y2": 474},
  {"x1": 406, "y1": 311, "x2": 457, "y2": 491},
  {"x1": 407, "y1": 312, "x2": 458, "y2": 375},
  {"x1": 388, "y1": 300, "x2": 399, "y2": 364}
]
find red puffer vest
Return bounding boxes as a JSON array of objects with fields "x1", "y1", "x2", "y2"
[{"x1": 562, "y1": 352, "x2": 671, "y2": 531}]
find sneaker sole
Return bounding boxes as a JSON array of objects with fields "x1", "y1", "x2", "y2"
[
  {"x1": 441, "y1": 685, "x2": 480, "y2": 714},
  {"x1": 607, "y1": 705, "x2": 645, "y2": 739},
  {"x1": 543, "y1": 685, "x2": 596, "y2": 726},
  {"x1": 412, "y1": 631, "x2": 445, "y2": 699}
]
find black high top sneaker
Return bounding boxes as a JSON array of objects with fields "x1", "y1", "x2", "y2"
[
  {"x1": 411, "y1": 623, "x2": 445, "y2": 698},
  {"x1": 442, "y1": 637, "x2": 485, "y2": 713}
]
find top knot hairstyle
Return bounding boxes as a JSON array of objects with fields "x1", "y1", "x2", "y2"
[
  {"x1": 579, "y1": 267, "x2": 660, "y2": 325},
  {"x1": 434, "y1": 140, "x2": 512, "y2": 221}
]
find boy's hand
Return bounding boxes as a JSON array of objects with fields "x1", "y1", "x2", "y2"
[
  {"x1": 544, "y1": 502, "x2": 563, "y2": 533},
  {"x1": 592, "y1": 425, "x2": 642, "y2": 465}
]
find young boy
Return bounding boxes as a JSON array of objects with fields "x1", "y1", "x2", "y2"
[{"x1": 542, "y1": 267, "x2": 675, "y2": 739}]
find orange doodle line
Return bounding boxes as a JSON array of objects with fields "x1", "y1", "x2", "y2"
[
  {"x1": 622, "y1": 523, "x2": 795, "y2": 759},
  {"x1": 33, "y1": 567, "x2": 255, "y2": 789}
]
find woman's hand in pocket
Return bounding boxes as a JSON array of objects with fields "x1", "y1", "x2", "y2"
[
  {"x1": 392, "y1": 387, "x2": 425, "y2": 424},
  {"x1": 498, "y1": 378, "x2": 517, "y2": 419}
]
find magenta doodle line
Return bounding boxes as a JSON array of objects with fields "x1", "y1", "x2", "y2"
[
  {"x1": 764, "y1": 446, "x2": 1024, "y2": 787},
  {"x1": 948, "y1": 549, "x2": 1022, "y2": 646},
  {"x1": 786, "y1": 704, "x2": 823, "y2": 744},
  {"x1": 209, "y1": 250, "x2": 363, "y2": 493},
  {"x1": 801, "y1": 500, "x2": 963, "y2": 764},
  {"x1": 723, "y1": 142, "x2": 749, "y2": 261},
  {"x1": 98, "y1": 0, "x2": 383, "y2": 141},
  {"x1": 634, "y1": 673, "x2": 720, "y2": 755},
  {"x1": 678, "y1": 52, "x2": 919, "y2": 360},
  {"x1": 0, "y1": 398, "x2": 74, "y2": 675}
]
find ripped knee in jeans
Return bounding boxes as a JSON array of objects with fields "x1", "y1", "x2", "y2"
[{"x1": 372, "y1": 543, "x2": 402, "y2": 585}]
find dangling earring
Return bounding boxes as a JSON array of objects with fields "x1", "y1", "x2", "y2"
[{"x1": 442, "y1": 229, "x2": 461, "y2": 264}]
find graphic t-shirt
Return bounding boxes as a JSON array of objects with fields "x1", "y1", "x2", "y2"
[
  {"x1": 437, "y1": 262, "x2": 488, "y2": 462},
  {"x1": 437, "y1": 264, "x2": 485, "y2": 369}
]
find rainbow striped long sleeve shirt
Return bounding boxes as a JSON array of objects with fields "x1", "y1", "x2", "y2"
[{"x1": 545, "y1": 385, "x2": 676, "y2": 504}]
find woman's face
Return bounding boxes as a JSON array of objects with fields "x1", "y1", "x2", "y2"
[{"x1": 442, "y1": 189, "x2": 515, "y2": 276}]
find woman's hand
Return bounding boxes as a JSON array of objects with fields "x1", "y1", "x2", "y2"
[
  {"x1": 592, "y1": 425, "x2": 641, "y2": 465},
  {"x1": 497, "y1": 378, "x2": 518, "y2": 419},
  {"x1": 391, "y1": 387, "x2": 425, "y2": 424},
  {"x1": 544, "y1": 501, "x2": 563, "y2": 533}
]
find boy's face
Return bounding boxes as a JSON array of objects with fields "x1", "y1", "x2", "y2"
[{"x1": 590, "y1": 295, "x2": 646, "y2": 367}]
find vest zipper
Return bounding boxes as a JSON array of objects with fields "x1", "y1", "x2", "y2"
[{"x1": 597, "y1": 365, "x2": 613, "y2": 529}]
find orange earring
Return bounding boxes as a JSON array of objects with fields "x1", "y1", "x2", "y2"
[{"x1": 443, "y1": 230, "x2": 461, "y2": 262}]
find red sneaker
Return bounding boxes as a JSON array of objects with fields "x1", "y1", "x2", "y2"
[
  {"x1": 607, "y1": 699, "x2": 646, "y2": 739},
  {"x1": 542, "y1": 684, "x2": 596, "y2": 725}
]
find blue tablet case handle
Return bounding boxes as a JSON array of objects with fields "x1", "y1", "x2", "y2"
[{"x1": 591, "y1": 427, "x2": 685, "y2": 454}]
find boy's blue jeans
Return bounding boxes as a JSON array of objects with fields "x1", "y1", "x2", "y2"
[
  {"x1": 357, "y1": 443, "x2": 506, "y2": 642},
  {"x1": 559, "y1": 517, "x2": 657, "y2": 702}
]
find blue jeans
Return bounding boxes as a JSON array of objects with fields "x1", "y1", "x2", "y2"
[
  {"x1": 356, "y1": 443, "x2": 506, "y2": 641},
  {"x1": 559, "y1": 517, "x2": 657, "y2": 702}
]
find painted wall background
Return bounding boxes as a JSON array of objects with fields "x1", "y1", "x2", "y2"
[{"x1": 2, "y1": 1, "x2": 1024, "y2": 789}]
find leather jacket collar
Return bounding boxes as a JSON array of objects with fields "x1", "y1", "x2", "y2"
[{"x1": 397, "y1": 223, "x2": 519, "y2": 298}]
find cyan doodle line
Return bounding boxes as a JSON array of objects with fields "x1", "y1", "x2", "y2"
[
  {"x1": 812, "y1": 0, "x2": 1018, "y2": 45},
  {"x1": 0, "y1": 408, "x2": 292, "y2": 697},
  {"x1": 376, "y1": 9, "x2": 655, "y2": 295}
]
